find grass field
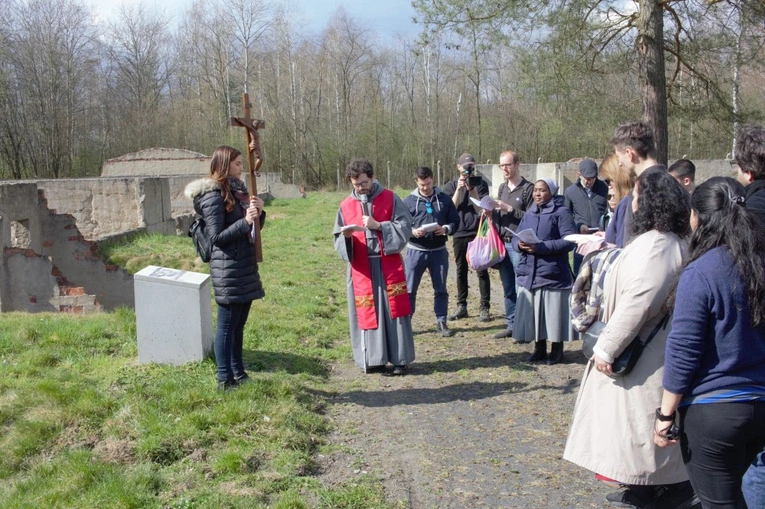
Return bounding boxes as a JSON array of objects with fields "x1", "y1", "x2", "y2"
[{"x1": 0, "y1": 191, "x2": 393, "y2": 508}]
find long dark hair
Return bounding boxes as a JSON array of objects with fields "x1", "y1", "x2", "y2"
[
  {"x1": 687, "y1": 177, "x2": 765, "y2": 325},
  {"x1": 632, "y1": 168, "x2": 691, "y2": 238},
  {"x1": 209, "y1": 145, "x2": 241, "y2": 212}
]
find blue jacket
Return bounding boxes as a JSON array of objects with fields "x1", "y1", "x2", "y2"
[
  {"x1": 663, "y1": 246, "x2": 765, "y2": 397},
  {"x1": 403, "y1": 187, "x2": 460, "y2": 251},
  {"x1": 513, "y1": 195, "x2": 577, "y2": 291}
]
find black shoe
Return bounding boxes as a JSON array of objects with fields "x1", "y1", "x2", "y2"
[
  {"x1": 653, "y1": 481, "x2": 700, "y2": 509},
  {"x1": 547, "y1": 342, "x2": 564, "y2": 365},
  {"x1": 234, "y1": 372, "x2": 250, "y2": 384},
  {"x1": 527, "y1": 340, "x2": 547, "y2": 362},
  {"x1": 383, "y1": 365, "x2": 407, "y2": 376},
  {"x1": 479, "y1": 308, "x2": 491, "y2": 322},
  {"x1": 217, "y1": 379, "x2": 237, "y2": 392},
  {"x1": 493, "y1": 328, "x2": 513, "y2": 339},
  {"x1": 605, "y1": 485, "x2": 656, "y2": 508},
  {"x1": 437, "y1": 321, "x2": 454, "y2": 337},
  {"x1": 448, "y1": 305, "x2": 468, "y2": 320}
]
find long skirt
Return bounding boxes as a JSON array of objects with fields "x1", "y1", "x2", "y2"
[{"x1": 514, "y1": 286, "x2": 575, "y2": 343}]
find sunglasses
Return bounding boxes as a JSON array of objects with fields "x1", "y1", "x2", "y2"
[{"x1": 425, "y1": 203, "x2": 433, "y2": 214}]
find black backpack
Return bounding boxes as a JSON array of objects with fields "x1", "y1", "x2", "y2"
[{"x1": 188, "y1": 216, "x2": 212, "y2": 262}]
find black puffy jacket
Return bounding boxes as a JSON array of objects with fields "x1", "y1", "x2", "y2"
[{"x1": 184, "y1": 178, "x2": 265, "y2": 304}]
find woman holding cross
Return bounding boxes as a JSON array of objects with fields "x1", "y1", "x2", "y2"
[{"x1": 185, "y1": 145, "x2": 266, "y2": 391}]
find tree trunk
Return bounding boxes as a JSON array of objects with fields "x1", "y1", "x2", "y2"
[{"x1": 636, "y1": 0, "x2": 668, "y2": 165}]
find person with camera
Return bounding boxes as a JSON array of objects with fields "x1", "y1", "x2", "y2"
[{"x1": 441, "y1": 153, "x2": 492, "y2": 322}]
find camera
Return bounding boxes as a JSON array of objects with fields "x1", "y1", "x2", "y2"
[{"x1": 468, "y1": 175, "x2": 483, "y2": 188}]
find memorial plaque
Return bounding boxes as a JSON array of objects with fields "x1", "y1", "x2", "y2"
[{"x1": 134, "y1": 265, "x2": 212, "y2": 365}]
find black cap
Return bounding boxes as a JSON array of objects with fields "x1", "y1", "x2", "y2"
[
  {"x1": 458, "y1": 153, "x2": 476, "y2": 167},
  {"x1": 579, "y1": 159, "x2": 598, "y2": 178}
]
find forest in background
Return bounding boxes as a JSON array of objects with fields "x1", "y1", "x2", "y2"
[{"x1": 1, "y1": 0, "x2": 763, "y2": 188}]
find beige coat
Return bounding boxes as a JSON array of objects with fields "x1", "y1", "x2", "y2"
[{"x1": 563, "y1": 230, "x2": 689, "y2": 485}]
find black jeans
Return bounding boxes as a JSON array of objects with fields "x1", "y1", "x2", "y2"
[
  {"x1": 679, "y1": 401, "x2": 765, "y2": 509},
  {"x1": 452, "y1": 235, "x2": 490, "y2": 309}
]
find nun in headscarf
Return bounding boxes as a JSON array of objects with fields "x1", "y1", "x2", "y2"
[{"x1": 511, "y1": 178, "x2": 578, "y2": 364}]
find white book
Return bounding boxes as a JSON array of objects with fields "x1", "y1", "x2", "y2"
[
  {"x1": 469, "y1": 196, "x2": 499, "y2": 211},
  {"x1": 505, "y1": 227, "x2": 542, "y2": 244},
  {"x1": 340, "y1": 224, "x2": 366, "y2": 233}
]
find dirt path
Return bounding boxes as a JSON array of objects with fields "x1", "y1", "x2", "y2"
[{"x1": 316, "y1": 265, "x2": 614, "y2": 508}]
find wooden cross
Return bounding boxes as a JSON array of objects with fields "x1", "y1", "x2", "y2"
[{"x1": 230, "y1": 92, "x2": 266, "y2": 263}]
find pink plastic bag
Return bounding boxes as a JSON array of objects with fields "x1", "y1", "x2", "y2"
[{"x1": 466, "y1": 213, "x2": 506, "y2": 270}]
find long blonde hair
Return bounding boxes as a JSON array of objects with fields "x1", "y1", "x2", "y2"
[
  {"x1": 599, "y1": 153, "x2": 635, "y2": 207},
  {"x1": 209, "y1": 145, "x2": 241, "y2": 212}
]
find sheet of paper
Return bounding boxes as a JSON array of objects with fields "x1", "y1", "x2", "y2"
[
  {"x1": 420, "y1": 222, "x2": 439, "y2": 232},
  {"x1": 340, "y1": 224, "x2": 366, "y2": 233},
  {"x1": 469, "y1": 196, "x2": 499, "y2": 211},
  {"x1": 563, "y1": 234, "x2": 602, "y2": 244},
  {"x1": 505, "y1": 227, "x2": 542, "y2": 244}
]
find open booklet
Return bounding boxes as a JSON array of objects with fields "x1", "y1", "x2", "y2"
[
  {"x1": 505, "y1": 227, "x2": 542, "y2": 244},
  {"x1": 339, "y1": 224, "x2": 366, "y2": 233},
  {"x1": 469, "y1": 196, "x2": 499, "y2": 211}
]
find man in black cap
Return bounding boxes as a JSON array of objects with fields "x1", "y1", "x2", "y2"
[
  {"x1": 563, "y1": 158, "x2": 608, "y2": 273},
  {"x1": 441, "y1": 152, "x2": 492, "y2": 322}
]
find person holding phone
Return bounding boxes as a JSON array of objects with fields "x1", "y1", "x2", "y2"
[{"x1": 441, "y1": 153, "x2": 493, "y2": 323}]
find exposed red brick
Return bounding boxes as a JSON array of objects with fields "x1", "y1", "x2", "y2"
[
  {"x1": 64, "y1": 287, "x2": 86, "y2": 296},
  {"x1": 29, "y1": 296, "x2": 37, "y2": 303},
  {"x1": 42, "y1": 241, "x2": 53, "y2": 247},
  {"x1": 67, "y1": 235, "x2": 84, "y2": 241}
]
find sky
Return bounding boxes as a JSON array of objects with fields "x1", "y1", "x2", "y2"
[{"x1": 91, "y1": 0, "x2": 420, "y2": 38}]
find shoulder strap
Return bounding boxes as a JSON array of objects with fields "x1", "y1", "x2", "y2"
[
  {"x1": 521, "y1": 180, "x2": 533, "y2": 207},
  {"x1": 641, "y1": 314, "x2": 670, "y2": 347}
]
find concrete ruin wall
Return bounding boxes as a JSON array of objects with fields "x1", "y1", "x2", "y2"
[
  {"x1": 102, "y1": 148, "x2": 305, "y2": 215},
  {"x1": 0, "y1": 181, "x2": 127, "y2": 313}
]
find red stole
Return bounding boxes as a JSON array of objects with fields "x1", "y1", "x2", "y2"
[{"x1": 340, "y1": 189, "x2": 411, "y2": 330}]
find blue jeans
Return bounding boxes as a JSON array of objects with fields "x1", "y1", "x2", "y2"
[
  {"x1": 405, "y1": 248, "x2": 449, "y2": 322},
  {"x1": 497, "y1": 244, "x2": 521, "y2": 329},
  {"x1": 744, "y1": 450, "x2": 765, "y2": 509},
  {"x1": 214, "y1": 301, "x2": 252, "y2": 382}
]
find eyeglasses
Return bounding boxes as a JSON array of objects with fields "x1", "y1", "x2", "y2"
[
  {"x1": 603, "y1": 178, "x2": 612, "y2": 185},
  {"x1": 425, "y1": 203, "x2": 433, "y2": 214}
]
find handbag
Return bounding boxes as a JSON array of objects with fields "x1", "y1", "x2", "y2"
[
  {"x1": 466, "y1": 213, "x2": 506, "y2": 271},
  {"x1": 582, "y1": 314, "x2": 669, "y2": 377}
]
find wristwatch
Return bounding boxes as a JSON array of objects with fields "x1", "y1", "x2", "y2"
[{"x1": 655, "y1": 408, "x2": 675, "y2": 421}]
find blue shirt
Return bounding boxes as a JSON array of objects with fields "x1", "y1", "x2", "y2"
[{"x1": 663, "y1": 246, "x2": 765, "y2": 398}]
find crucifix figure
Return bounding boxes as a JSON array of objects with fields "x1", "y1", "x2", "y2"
[{"x1": 230, "y1": 92, "x2": 266, "y2": 262}]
